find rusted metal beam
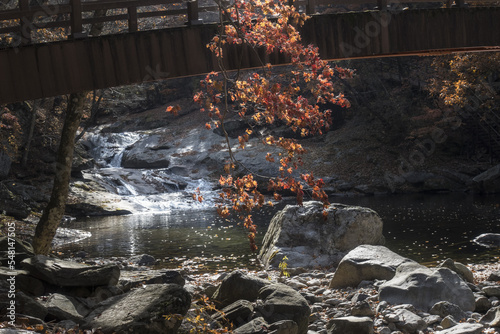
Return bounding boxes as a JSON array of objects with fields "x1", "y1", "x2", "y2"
[{"x1": 0, "y1": 7, "x2": 499, "y2": 104}]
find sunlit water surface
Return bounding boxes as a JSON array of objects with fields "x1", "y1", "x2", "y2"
[{"x1": 59, "y1": 193, "x2": 500, "y2": 270}]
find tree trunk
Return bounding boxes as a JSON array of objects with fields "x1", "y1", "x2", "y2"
[
  {"x1": 21, "y1": 101, "x2": 37, "y2": 168},
  {"x1": 32, "y1": 92, "x2": 85, "y2": 255}
]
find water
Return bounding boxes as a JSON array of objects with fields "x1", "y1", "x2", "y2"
[{"x1": 58, "y1": 192, "x2": 500, "y2": 270}]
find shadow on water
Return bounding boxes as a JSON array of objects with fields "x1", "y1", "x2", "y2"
[{"x1": 59, "y1": 193, "x2": 500, "y2": 269}]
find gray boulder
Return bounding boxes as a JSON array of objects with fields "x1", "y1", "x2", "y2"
[
  {"x1": 121, "y1": 134, "x2": 170, "y2": 169},
  {"x1": 259, "y1": 202, "x2": 385, "y2": 269},
  {"x1": 212, "y1": 271, "x2": 270, "y2": 308},
  {"x1": 14, "y1": 291, "x2": 48, "y2": 320},
  {"x1": 435, "y1": 323, "x2": 484, "y2": 333},
  {"x1": 480, "y1": 305, "x2": 500, "y2": 326},
  {"x1": 84, "y1": 283, "x2": 191, "y2": 334},
  {"x1": 213, "y1": 299, "x2": 254, "y2": 327},
  {"x1": 118, "y1": 269, "x2": 184, "y2": 292},
  {"x1": 329, "y1": 245, "x2": 415, "y2": 289},
  {"x1": 473, "y1": 233, "x2": 500, "y2": 247},
  {"x1": 0, "y1": 266, "x2": 44, "y2": 296},
  {"x1": 256, "y1": 284, "x2": 310, "y2": 334},
  {"x1": 44, "y1": 293, "x2": 92, "y2": 323},
  {"x1": 379, "y1": 262, "x2": 475, "y2": 312},
  {"x1": 472, "y1": 164, "x2": 500, "y2": 193},
  {"x1": 388, "y1": 309, "x2": 427, "y2": 333},
  {"x1": 327, "y1": 316, "x2": 373, "y2": 334},
  {"x1": 22, "y1": 255, "x2": 120, "y2": 287},
  {"x1": 437, "y1": 258, "x2": 474, "y2": 283},
  {"x1": 430, "y1": 301, "x2": 467, "y2": 321}
]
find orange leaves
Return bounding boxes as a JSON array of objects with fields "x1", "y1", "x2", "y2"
[{"x1": 166, "y1": 105, "x2": 181, "y2": 116}]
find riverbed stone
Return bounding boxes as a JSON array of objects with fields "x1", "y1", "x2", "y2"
[
  {"x1": 212, "y1": 270, "x2": 270, "y2": 308},
  {"x1": 84, "y1": 283, "x2": 191, "y2": 334},
  {"x1": 480, "y1": 305, "x2": 500, "y2": 326},
  {"x1": 213, "y1": 299, "x2": 254, "y2": 327},
  {"x1": 121, "y1": 134, "x2": 171, "y2": 168},
  {"x1": 14, "y1": 291, "x2": 48, "y2": 320},
  {"x1": 259, "y1": 201, "x2": 385, "y2": 269},
  {"x1": 44, "y1": 293, "x2": 92, "y2": 323},
  {"x1": 390, "y1": 309, "x2": 427, "y2": 333},
  {"x1": 256, "y1": 283, "x2": 310, "y2": 334},
  {"x1": 430, "y1": 301, "x2": 467, "y2": 321},
  {"x1": 233, "y1": 317, "x2": 269, "y2": 334},
  {"x1": 472, "y1": 163, "x2": 500, "y2": 193},
  {"x1": 327, "y1": 316, "x2": 373, "y2": 334},
  {"x1": 379, "y1": 262, "x2": 475, "y2": 312},
  {"x1": 0, "y1": 267, "x2": 44, "y2": 296},
  {"x1": 472, "y1": 233, "x2": 500, "y2": 247},
  {"x1": 329, "y1": 245, "x2": 415, "y2": 289},
  {"x1": 21, "y1": 255, "x2": 120, "y2": 287},
  {"x1": 438, "y1": 259, "x2": 474, "y2": 283},
  {"x1": 435, "y1": 322, "x2": 484, "y2": 333}
]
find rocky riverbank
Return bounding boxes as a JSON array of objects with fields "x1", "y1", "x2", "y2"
[{"x1": 3, "y1": 241, "x2": 500, "y2": 334}]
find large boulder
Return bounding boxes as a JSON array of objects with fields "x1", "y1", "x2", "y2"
[
  {"x1": 329, "y1": 245, "x2": 416, "y2": 289},
  {"x1": 21, "y1": 255, "x2": 120, "y2": 287},
  {"x1": 44, "y1": 293, "x2": 92, "y2": 323},
  {"x1": 84, "y1": 283, "x2": 191, "y2": 334},
  {"x1": 379, "y1": 262, "x2": 475, "y2": 312},
  {"x1": 212, "y1": 271, "x2": 270, "y2": 308},
  {"x1": 472, "y1": 164, "x2": 500, "y2": 193},
  {"x1": 258, "y1": 201, "x2": 385, "y2": 269},
  {"x1": 256, "y1": 284, "x2": 310, "y2": 334},
  {"x1": 121, "y1": 134, "x2": 170, "y2": 169}
]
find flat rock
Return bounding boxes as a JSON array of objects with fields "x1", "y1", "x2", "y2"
[
  {"x1": 84, "y1": 283, "x2": 191, "y2": 334},
  {"x1": 379, "y1": 262, "x2": 475, "y2": 312},
  {"x1": 44, "y1": 293, "x2": 92, "y2": 323},
  {"x1": 435, "y1": 322, "x2": 484, "y2": 333},
  {"x1": 329, "y1": 245, "x2": 415, "y2": 289},
  {"x1": 21, "y1": 255, "x2": 120, "y2": 287},
  {"x1": 327, "y1": 316, "x2": 373, "y2": 334}
]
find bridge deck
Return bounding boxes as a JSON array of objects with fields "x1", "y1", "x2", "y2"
[{"x1": 0, "y1": 6, "x2": 499, "y2": 104}]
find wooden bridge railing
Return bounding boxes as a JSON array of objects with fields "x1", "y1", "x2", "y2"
[{"x1": 0, "y1": 0, "x2": 498, "y2": 45}]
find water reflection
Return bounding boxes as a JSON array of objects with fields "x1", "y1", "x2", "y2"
[{"x1": 59, "y1": 193, "x2": 500, "y2": 268}]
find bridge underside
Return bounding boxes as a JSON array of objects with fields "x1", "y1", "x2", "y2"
[{"x1": 1, "y1": 7, "x2": 499, "y2": 104}]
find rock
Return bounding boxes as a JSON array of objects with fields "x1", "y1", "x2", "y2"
[
  {"x1": 438, "y1": 259, "x2": 474, "y2": 283},
  {"x1": 440, "y1": 315, "x2": 458, "y2": 329},
  {"x1": 233, "y1": 317, "x2": 269, "y2": 334},
  {"x1": 257, "y1": 283, "x2": 310, "y2": 334},
  {"x1": 0, "y1": 329, "x2": 38, "y2": 333},
  {"x1": 127, "y1": 254, "x2": 156, "y2": 266},
  {"x1": 379, "y1": 262, "x2": 475, "y2": 312},
  {"x1": 327, "y1": 316, "x2": 373, "y2": 334},
  {"x1": 44, "y1": 293, "x2": 91, "y2": 323},
  {"x1": 487, "y1": 270, "x2": 500, "y2": 281},
  {"x1": 480, "y1": 305, "x2": 500, "y2": 326},
  {"x1": 474, "y1": 295, "x2": 491, "y2": 313},
  {"x1": 22, "y1": 255, "x2": 120, "y2": 287},
  {"x1": 329, "y1": 245, "x2": 415, "y2": 289},
  {"x1": 0, "y1": 151, "x2": 11, "y2": 179},
  {"x1": 0, "y1": 238, "x2": 34, "y2": 269},
  {"x1": 435, "y1": 323, "x2": 484, "y2": 333},
  {"x1": 482, "y1": 285, "x2": 500, "y2": 298},
  {"x1": 11, "y1": 291, "x2": 46, "y2": 321},
  {"x1": 472, "y1": 233, "x2": 500, "y2": 247},
  {"x1": 430, "y1": 301, "x2": 467, "y2": 321},
  {"x1": 84, "y1": 284, "x2": 191, "y2": 334},
  {"x1": 351, "y1": 301, "x2": 375, "y2": 317},
  {"x1": 390, "y1": 309, "x2": 427, "y2": 333},
  {"x1": 0, "y1": 183, "x2": 30, "y2": 219},
  {"x1": 212, "y1": 271, "x2": 270, "y2": 308},
  {"x1": 269, "y1": 320, "x2": 298, "y2": 334},
  {"x1": 213, "y1": 299, "x2": 254, "y2": 327},
  {"x1": 259, "y1": 202, "x2": 385, "y2": 269},
  {"x1": 121, "y1": 134, "x2": 171, "y2": 168},
  {"x1": 472, "y1": 164, "x2": 500, "y2": 193},
  {"x1": 0, "y1": 267, "x2": 44, "y2": 296},
  {"x1": 90, "y1": 285, "x2": 124, "y2": 302}
]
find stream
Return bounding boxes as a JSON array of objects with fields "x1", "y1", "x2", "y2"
[
  {"x1": 58, "y1": 129, "x2": 500, "y2": 270},
  {"x1": 58, "y1": 192, "x2": 500, "y2": 270}
]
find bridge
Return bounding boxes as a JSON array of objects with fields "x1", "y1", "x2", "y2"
[{"x1": 0, "y1": 0, "x2": 499, "y2": 104}]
